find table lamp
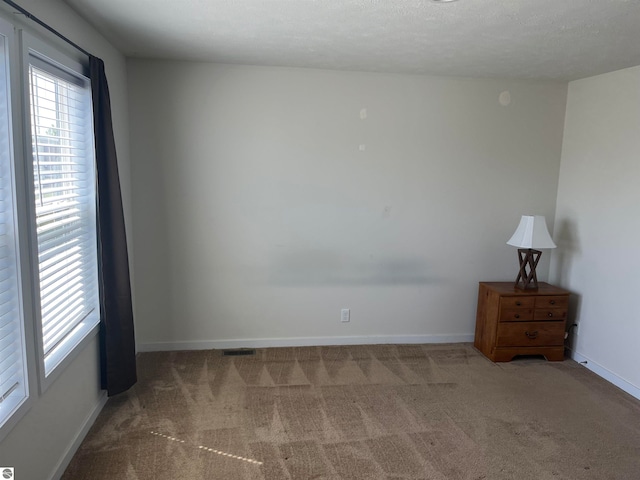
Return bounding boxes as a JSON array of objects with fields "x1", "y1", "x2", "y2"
[{"x1": 507, "y1": 215, "x2": 556, "y2": 290}]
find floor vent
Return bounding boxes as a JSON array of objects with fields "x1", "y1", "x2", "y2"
[{"x1": 222, "y1": 349, "x2": 256, "y2": 356}]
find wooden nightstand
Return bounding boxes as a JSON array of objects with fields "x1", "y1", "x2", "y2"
[{"x1": 474, "y1": 282, "x2": 570, "y2": 362}]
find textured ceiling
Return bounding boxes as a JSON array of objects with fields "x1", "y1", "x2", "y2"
[{"x1": 63, "y1": 0, "x2": 640, "y2": 81}]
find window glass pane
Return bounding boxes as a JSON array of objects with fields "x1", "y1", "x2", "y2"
[{"x1": 28, "y1": 59, "x2": 99, "y2": 375}]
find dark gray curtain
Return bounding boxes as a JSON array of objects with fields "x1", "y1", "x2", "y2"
[{"x1": 90, "y1": 56, "x2": 137, "y2": 396}]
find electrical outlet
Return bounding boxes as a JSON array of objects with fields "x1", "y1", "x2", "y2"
[{"x1": 341, "y1": 308, "x2": 350, "y2": 323}]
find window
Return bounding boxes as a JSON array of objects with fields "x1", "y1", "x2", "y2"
[
  {"x1": 0, "y1": 19, "x2": 101, "y2": 435},
  {"x1": 26, "y1": 50, "x2": 99, "y2": 378},
  {"x1": 0, "y1": 21, "x2": 28, "y2": 430}
]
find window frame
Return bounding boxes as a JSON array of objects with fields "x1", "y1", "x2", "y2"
[
  {"x1": 19, "y1": 31, "x2": 100, "y2": 393},
  {"x1": 0, "y1": 16, "x2": 33, "y2": 442}
]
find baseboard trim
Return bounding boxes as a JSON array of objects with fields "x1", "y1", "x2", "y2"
[
  {"x1": 571, "y1": 350, "x2": 640, "y2": 401},
  {"x1": 50, "y1": 390, "x2": 108, "y2": 480},
  {"x1": 137, "y1": 334, "x2": 475, "y2": 353}
]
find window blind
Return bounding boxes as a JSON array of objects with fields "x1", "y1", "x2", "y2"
[
  {"x1": 0, "y1": 30, "x2": 27, "y2": 425},
  {"x1": 28, "y1": 59, "x2": 99, "y2": 372}
]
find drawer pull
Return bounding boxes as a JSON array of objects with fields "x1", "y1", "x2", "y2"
[
  {"x1": 549, "y1": 300, "x2": 556, "y2": 305},
  {"x1": 514, "y1": 314, "x2": 520, "y2": 319},
  {"x1": 548, "y1": 312, "x2": 553, "y2": 317},
  {"x1": 515, "y1": 301, "x2": 521, "y2": 306},
  {"x1": 525, "y1": 331, "x2": 539, "y2": 339}
]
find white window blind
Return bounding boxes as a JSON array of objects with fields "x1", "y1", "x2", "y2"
[
  {"x1": 0, "y1": 29, "x2": 27, "y2": 427},
  {"x1": 28, "y1": 56, "x2": 99, "y2": 375}
]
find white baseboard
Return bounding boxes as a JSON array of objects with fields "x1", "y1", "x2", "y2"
[
  {"x1": 571, "y1": 350, "x2": 640, "y2": 401},
  {"x1": 50, "y1": 390, "x2": 108, "y2": 480},
  {"x1": 137, "y1": 334, "x2": 475, "y2": 353}
]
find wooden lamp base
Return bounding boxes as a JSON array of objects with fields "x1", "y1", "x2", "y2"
[{"x1": 514, "y1": 248, "x2": 542, "y2": 290}]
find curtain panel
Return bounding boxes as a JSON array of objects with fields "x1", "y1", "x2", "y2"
[{"x1": 90, "y1": 56, "x2": 137, "y2": 396}]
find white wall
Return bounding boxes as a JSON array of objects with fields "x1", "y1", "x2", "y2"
[
  {"x1": 550, "y1": 65, "x2": 640, "y2": 399},
  {"x1": 0, "y1": 1, "x2": 132, "y2": 479},
  {"x1": 128, "y1": 61, "x2": 567, "y2": 350}
]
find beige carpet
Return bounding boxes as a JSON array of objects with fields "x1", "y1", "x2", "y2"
[{"x1": 63, "y1": 344, "x2": 640, "y2": 479}]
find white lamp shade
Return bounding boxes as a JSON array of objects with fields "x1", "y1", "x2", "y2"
[{"x1": 507, "y1": 215, "x2": 557, "y2": 249}]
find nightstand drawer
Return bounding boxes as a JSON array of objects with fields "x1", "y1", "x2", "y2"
[
  {"x1": 500, "y1": 307, "x2": 534, "y2": 322},
  {"x1": 501, "y1": 297, "x2": 535, "y2": 309},
  {"x1": 535, "y1": 296, "x2": 568, "y2": 309},
  {"x1": 496, "y1": 321, "x2": 565, "y2": 347},
  {"x1": 533, "y1": 308, "x2": 567, "y2": 321}
]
